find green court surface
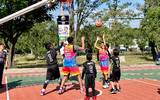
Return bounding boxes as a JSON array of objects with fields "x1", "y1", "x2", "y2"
[
  {"x1": 121, "y1": 69, "x2": 160, "y2": 80},
  {"x1": 6, "y1": 69, "x2": 160, "y2": 89}
]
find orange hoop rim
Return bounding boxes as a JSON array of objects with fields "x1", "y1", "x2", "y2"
[{"x1": 59, "y1": 0, "x2": 72, "y2": 4}]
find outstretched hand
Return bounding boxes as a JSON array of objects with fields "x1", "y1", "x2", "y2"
[
  {"x1": 103, "y1": 34, "x2": 105, "y2": 39},
  {"x1": 81, "y1": 36, "x2": 85, "y2": 42},
  {"x1": 96, "y1": 36, "x2": 100, "y2": 41}
]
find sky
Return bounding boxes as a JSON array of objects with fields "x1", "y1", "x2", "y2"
[
  {"x1": 121, "y1": 0, "x2": 144, "y2": 28},
  {"x1": 51, "y1": 0, "x2": 145, "y2": 28}
]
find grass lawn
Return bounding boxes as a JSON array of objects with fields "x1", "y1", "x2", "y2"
[
  {"x1": 121, "y1": 53, "x2": 154, "y2": 65},
  {"x1": 14, "y1": 52, "x2": 155, "y2": 68}
]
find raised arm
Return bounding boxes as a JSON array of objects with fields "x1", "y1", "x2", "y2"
[
  {"x1": 94, "y1": 36, "x2": 101, "y2": 50},
  {"x1": 103, "y1": 34, "x2": 106, "y2": 46},
  {"x1": 78, "y1": 36, "x2": 85, "y2": 50}
]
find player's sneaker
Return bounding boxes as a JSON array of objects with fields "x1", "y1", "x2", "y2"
[
  {"x1": 110, "y1": 88, "x2": 117, "y2": 94},
  {"x1": 116, "y1": 88, "x2": 121, "y2": 92},
  {"x1": 40, "y1": 89, "x2": 45, "y2": 96},
  {"x1": 103, "y1": 83, "x2": 109, "y2": 89},
  {"x1": 115, "y1": 86, "x2": 121, "y2": 92},
  {"x1": 57, "y1": 87, "x2": 64, "y2": 94}
]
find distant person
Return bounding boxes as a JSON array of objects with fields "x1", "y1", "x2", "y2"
[
  {"x1": 60, "y1": 41, "x2": 68, "y2": 58},
  {"x1": 40, "y1": 42, "x2": 63, "y2": 96},
  {"x1": 109, "y1": 48, "x2": 121, "y2": 94},
  {"x1": 0, "y1": 43, "x2": 9, "y2": 88},
  {"x1": 58, "y1": 36, "x2": 85, "y2": 94},
  {"x1": 82, "y1": 53, "x2": 97, "y2": 100},
  {"x1": 156, "y1": 48, "x2": 160, "y2": 65},
  {"x1": 94, "y1": 34, "x2": 110, "y2": 89}
]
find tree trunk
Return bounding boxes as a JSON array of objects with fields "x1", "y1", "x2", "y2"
[
  {"x1": 149, "y1": 41, "x2": 157, "y2": 61},
  {"x1": 30, "y1": 49, "x2": 33, "y2": 55},
  {"x1": 8, "y1": 42, "x2": 16, "y2": 67},
  {"x1": 69, "y1": 1, "x2": 75, "y2": 35},
  {"x1": 4, "y1": 39, "x2": 10, "y2": 49}
]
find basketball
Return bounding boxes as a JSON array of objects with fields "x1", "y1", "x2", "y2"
[{"x1": 95, "y1": 19, "x2": 103, "y2": 27}]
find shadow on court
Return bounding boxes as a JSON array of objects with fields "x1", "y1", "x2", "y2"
[
  {"x1": 44, "y1": 86, "x2": 59, "y2": 95},
  {"x1": 0, "y1": 80, "x2": 22, "y2": 94},
  {"x1": 157, "y1": 88, "x2": 160, "y2": 94}
]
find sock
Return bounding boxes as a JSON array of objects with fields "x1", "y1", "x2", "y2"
[
  {"x1": 43, "y1": 80, "x2": 49, "y2": 89},
  {"x1": 105, "y1": 80, "x2": 109, "y2": 84},
  {"x1": 41, "y1": 89, "x2": 45, "y2": 92}
]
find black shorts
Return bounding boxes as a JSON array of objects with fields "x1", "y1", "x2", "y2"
[
  {"x1": 85, "y1": 74, "x2": 95, "y2": 88},
  {"x1": 0, "y1": 63, "x2": 4, "y2": 84},
  {"x1": 110, "y1": 69, "x2": 121, "y2": 82},
  {"x1": 46, "y1": 64, "x2": 60, "y2": 80}
]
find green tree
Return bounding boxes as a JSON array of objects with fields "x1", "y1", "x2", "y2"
[
  {"x1": 139, "y1": 0, "x2": 160, "y2": 60},
  {"x1": 97, "y1": 0, "x2": 136, "y2": 46},
  {"x1": 141, "y1": 7, "x2": 160, "y2": 60},
  {"x1": 16, "y1": 21, "x2": 58, "y2": 59},
  {"x1": 0, "y1": 0, "x2": 56, "y2": 66},
  {"x1": 65, "y1": 0, "x2": 105, "y2": 38}
]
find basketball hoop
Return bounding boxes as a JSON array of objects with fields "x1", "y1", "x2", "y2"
[{"x1": 59, "y1": 0, "x2": 72, "y2": 4}]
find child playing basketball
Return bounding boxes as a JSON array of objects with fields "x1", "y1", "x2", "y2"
[
  {"x1": 40, "y1": 42, "x2": 63, "y2": 96},
  {"x1": 0, "y1": 43, "x2": 9, "y2": 88},
  {"x1": 82, "y1": 53, "x2": 97, "y2": 100},
  {"x1": 94, "y1": 34, "x2": 110, "y2": 88},
  {"x1": 109, "y1": 48, "x2": 121, "y2": 94},
  {"x1": 58, "y1": 36, "x2": 85, "y2": 94}
]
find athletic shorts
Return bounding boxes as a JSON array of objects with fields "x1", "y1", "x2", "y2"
[
  {"x1": 85, "y1": 74, "x2": 95, "y2": 88},
  {"x1": 110, "y1": 69, "x2": 121, "y2": 82},
  {"x1": 100, "y1": 67, "x2": 109, "y2": 75},
  {"x1": 46, "y1": 64, "x2": 60, "y2": 80},
  {"x1": 100, "y1": 60, "x2": 109, "y2": 74},
  {"x1": 61, "y1": 66, "x2": 80, "y2": 76}
]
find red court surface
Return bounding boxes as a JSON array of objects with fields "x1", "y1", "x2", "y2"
[{"x1": 0, "y1": 79, "x2": 160, "y2": 100}]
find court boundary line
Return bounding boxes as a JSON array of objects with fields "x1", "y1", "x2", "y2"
[
  {"x1": 96, "y1": 89, "x2": 102, "y2": 96},
  {"x1": 132, "y1": 79, "x2": 160, "y2": 87},
  {"x1": 145, "y1": 78, "x2": 160, "y2": 82},
  {"x1": 5, "y1": 76, "x2": 10, "y2": 100}
]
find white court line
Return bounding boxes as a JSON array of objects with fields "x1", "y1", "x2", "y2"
[
  {"x1": 132, "y1": 79, "x2": 160, "y2": 87},
  {"x1": 5, "y1": 76, "x2": 10, "y2": 100},
  {"x1": 96, "y1": 89, "x2": 102, "y2": 96},
  {"x1": 146, "y1": 78, "x2": 160, "y2": 82}
]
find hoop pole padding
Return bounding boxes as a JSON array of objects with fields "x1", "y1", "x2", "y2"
[{"x1": 0, "y1": 0, "x2": 55, "y2": 25}]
